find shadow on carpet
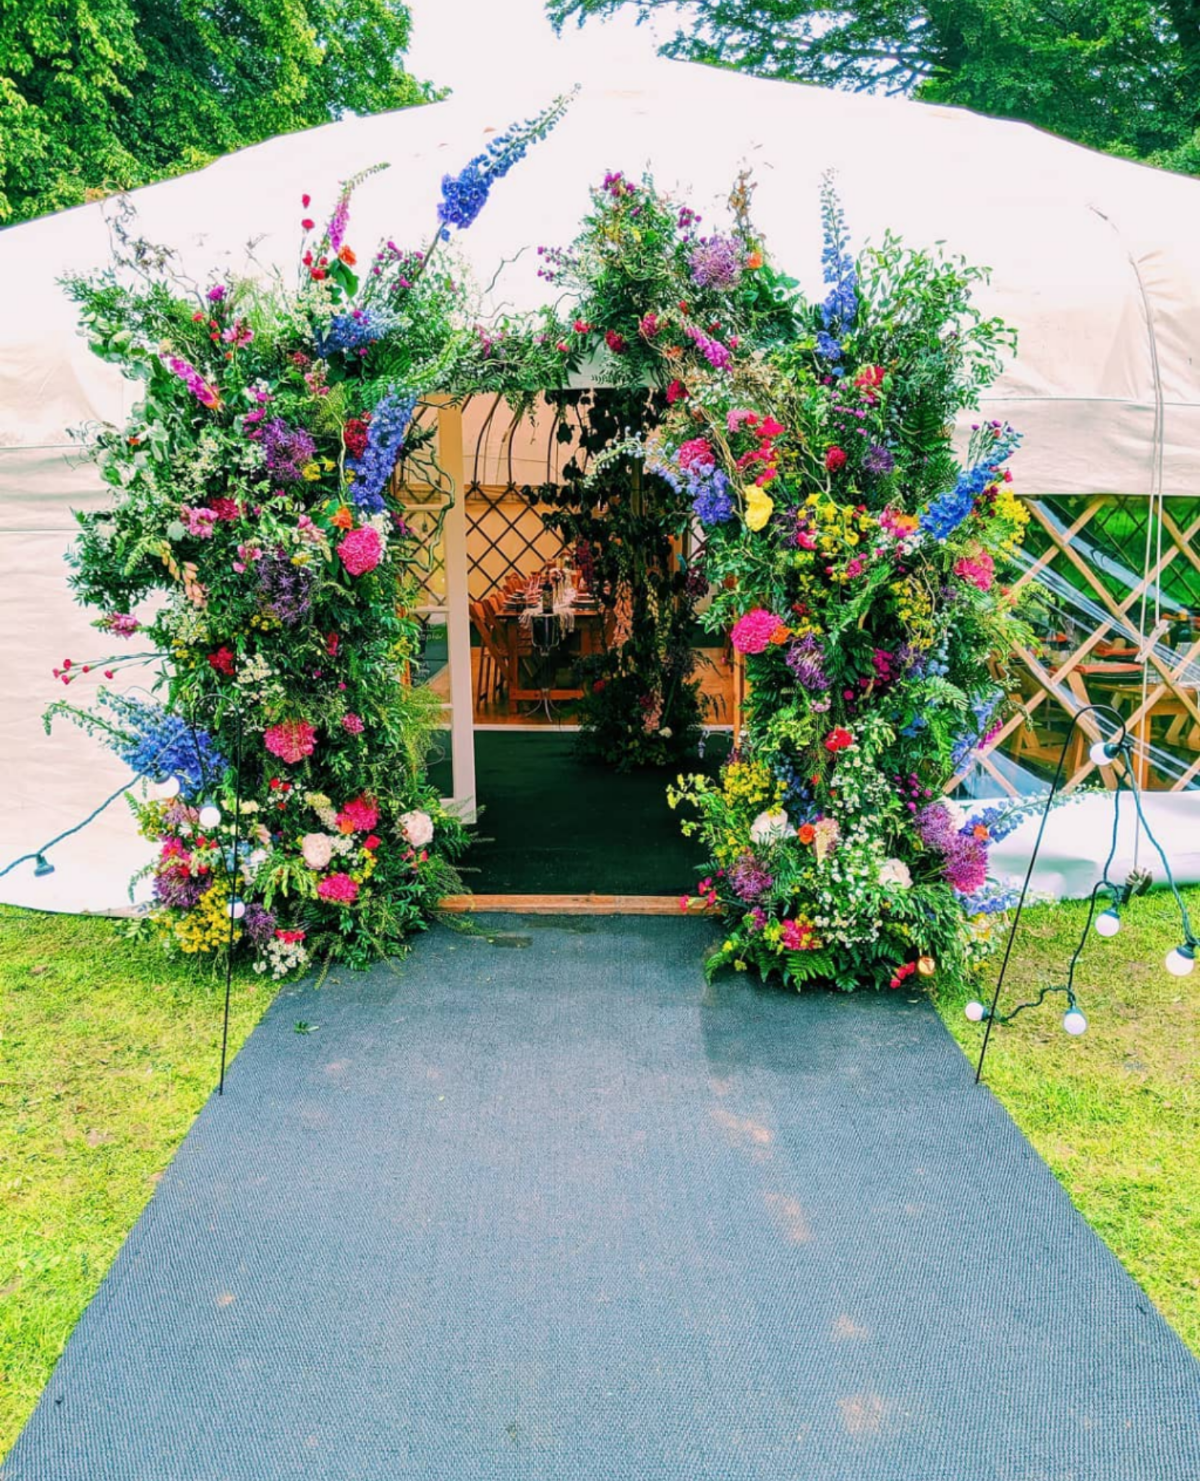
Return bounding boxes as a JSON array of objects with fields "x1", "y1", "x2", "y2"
[{"x1": 6, "y1": 915, "x2": 1199, "y2": 1481}]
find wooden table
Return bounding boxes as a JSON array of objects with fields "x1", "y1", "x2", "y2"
[{"x1": 495, "y1": 601, "x2": 605, "y2": 715}]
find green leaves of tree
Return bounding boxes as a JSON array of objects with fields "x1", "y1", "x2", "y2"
[
  {"x1": 1, "y1": 0, "x2": 428, "y2": 224},
  {"x1": 547, "y1": 0, "x2": 1200, "y2": 175}
]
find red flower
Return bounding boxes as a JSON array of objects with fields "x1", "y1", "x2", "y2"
[
  {"x1": 301, "y1": 218, "x2": 315, "y2": 231},
  {"x1": 343, "y1": 417, "x2": 371, "y2": 459},
  {"x1": 604, "y1": 329, "x2": 627, "y2": 354},
  {"x1": 326, "y1": 632, "x2": 340, "y2": 656},
  {"x1": 208, "y1": 497, "x2": 239, "y2": 521},
  {"x1": 666, "y1": 379, "x2": 689, "y2": 403},
  {"x1": 301, "y1": 194, "x2": 311, "y2": 208},
  {"x1": 825, "y1": 446, "x2": 847, "y2": 472},
  {"x1": 824, "y1": 727, "x2": 854, "y2": 753},
  {"x1": 363, "y1": 834, "x2": 381, "y2": 850},
  {"x1": 207, "y1": 646, "x2": 236, "y2": 676},
  {"x1": 310, "y1": 268, "x2": 327, "y2": 281},
  {"x1": 572, "y1": 319, "x2": 591, "y2": 333},
  {"x1": 338, "y1": 246, "x2": 357, "y2": 266}
]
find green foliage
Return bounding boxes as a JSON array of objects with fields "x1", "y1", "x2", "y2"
[
  {"x1": 0, "y1": 0, "x2": 429, "y2": 224},
  {"x1": 548, "y1": 0, "x2": 1200, "y2": 175}
]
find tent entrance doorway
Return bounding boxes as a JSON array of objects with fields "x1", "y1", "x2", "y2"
[{"x1": 411, "y1": 400, "x2": 735, "y2": 900}]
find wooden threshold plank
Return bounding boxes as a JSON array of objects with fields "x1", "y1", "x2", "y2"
[{"x1": 439, "y1": 893, "x2": 713, "y2": 916}]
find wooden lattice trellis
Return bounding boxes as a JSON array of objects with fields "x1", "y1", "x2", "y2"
[{"x1": 961, "y1": 495, "x2": 1200, "y2": 795}]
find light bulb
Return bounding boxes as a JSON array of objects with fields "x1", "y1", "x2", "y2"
[
  {"x1": 150, "y1": 775, "x2": 181, "y2": 800},
  {"x1": 198, "y1": 804, "x2": 221, "y2": 829},
  {"x1": 1063, "y1": 1008, "x2": 1088, "y2": 1036},
  {"x1": 1165, "y1": 943, "x2": 1196, "y2": 977},
  {"x1": 1088, "y1": 739, "x2": 1119, "y2": 768},
  {"x1": 1094, "y1": 908, "x2": 1121, "y2": 938},
  {"x1": 964, "y1": 1000, "x2": 988, "y2": 1023},
  {"x1": 227, "y1": 898, "x2": 246, "y2": 921}
]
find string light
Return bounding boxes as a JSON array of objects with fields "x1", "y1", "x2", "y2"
[
  {"x1": 1088, "y1": 738, "x2": 1120, "y2": 768},
  {"x1": 198, "y1": 803, "x2": 222, "y2": 829},
  {"x1": 973, "y1": 704, "x2": 1194, "y2": 1081},
  {"x1": 1062, "y1": 1007, "x2": 1088, "y2": 1036},
  {"x1": 227, "y1": 898, "x2": 246, "y2": 921},
  {"x1": 33, "y1": 854, "x2": 55, "y2": 877},
  {"x1": 1165, "y1": 943, "x2": 1195, "y2": 977},
  {"x1": 149, "y1": 775, "x2": 181, "y2": 800}
]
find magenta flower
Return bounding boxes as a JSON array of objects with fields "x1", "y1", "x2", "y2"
[
  {"x1": 317, "y1": 872, "x2": 359, "y2": 904},
  {"x1": 730, "y1": 608, "x2": 782, "y2": 655},
  {"x1": 337, "y1": 526, "x2": 383, "y2": 577},
  {"x1": 165, "y1": 356, "x2": 219, "y2": 409},
  {"x1": 264, "y1": 720, "x2": 317, "y2": 764}
]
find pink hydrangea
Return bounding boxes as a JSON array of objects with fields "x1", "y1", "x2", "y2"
[
  {"x1": 730, "y1": 608, "x2": 783, "y2": 655},
  {"x1": 337, "y1": 526, "x2": 383, "y2": 577},
  {"x1": 341, "y1": 713, "x2": 365, "y2": 734},
  {"x1": 317, "y1": 872, "x2": 359, "y2": 904},
  {"x1": 336, "y1": 794, "x2": 379, "y2": 834},
  {"x1": 264, "y1": 719, "x2": 317, "y2": 764}
]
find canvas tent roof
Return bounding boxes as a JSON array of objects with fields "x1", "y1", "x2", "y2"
[{"x1": 3, "y1": 59, "x2": 1200, "y2": 910}]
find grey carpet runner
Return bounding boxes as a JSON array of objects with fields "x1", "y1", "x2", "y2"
[{"x1": 6, "y1": 914, "x2": 1199, "y2": 1480}]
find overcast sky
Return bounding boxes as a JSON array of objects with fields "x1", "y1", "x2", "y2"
[{"x1": 406, "y1": 0, "x2": 677, "y2": 96}]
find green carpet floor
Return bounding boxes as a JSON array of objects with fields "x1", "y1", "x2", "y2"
[{"x1": 436, "y1": 731, "x2": 730, "y2": 895}]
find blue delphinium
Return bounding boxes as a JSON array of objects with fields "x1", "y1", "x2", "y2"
[
  {"x1": 316, "y1": 307, "x2": 395, "y2": 359},
  {"x1": 919, "y1": 422, "x2": 1021, "y2": 541},
  {"x1": 101, "y1": 694, "x2": 225, "y2": 798},
  {"x1": 692, "y1": 471, "x2": 735, "y2": 525},
  {"x1": 438, "y1": 92, "x2": 575, "y2": 234},
  {"x1": 949, "y1": 690, "x2": 1003, "y2": 771},
  {"x1": 817, "y1": 173, "x2": 858, "y2": 367},
  {"x1": 345, "y1": 390, "x2": 417, "y2": 512}
]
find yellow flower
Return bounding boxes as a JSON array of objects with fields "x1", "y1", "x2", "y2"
[
  {"x1": 744, "y1": 486, "x2": 774, "y2": 532},
  {"x1": 301, "y1": 462, "x2": 322, "y2": 482}
]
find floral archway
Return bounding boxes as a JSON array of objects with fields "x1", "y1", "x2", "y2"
[{"x1": 51, "y1": 92, "x2": 1039, "y2": 993}]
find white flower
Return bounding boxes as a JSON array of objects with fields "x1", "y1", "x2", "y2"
[
  {"x1": 400, "y1": 809, "x2": 434, "y2": 848},
  {"x1": 878, "y1": 858, "x2": 913, "y2": 889},
  {"x1": 301, "y1": 833, "x2": 334, "y2": 869},
  {"x1": 943, "y1": 799, "x2": 969, "y2": 829},
  {"x1": 659, "y1": 726, "x2": 673, "y2": 739},
  {"x1": 750, "y1": 808, "x2": 792, "y2": 846}
]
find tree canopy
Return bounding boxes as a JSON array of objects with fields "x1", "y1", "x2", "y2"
[
  {"x1": 0, "y1": 0, "x2": 428, "y2": 225},
  {"x1": 548, "y1": 0, "x2": 1200, "y2": 173}
]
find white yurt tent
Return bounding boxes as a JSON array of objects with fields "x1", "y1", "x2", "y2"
[{"x1": 2, "y1": 58, "x2": 1198, "y2": 911}]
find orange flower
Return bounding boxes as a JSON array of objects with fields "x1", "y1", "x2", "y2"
[
  {"x1": 973, "y1": 824, "x2": 990, "y2": 841},
  {"x1": 746, "y1": 250, "x2": 764, "y2": 270},
  {"x1": 338, "y1": 246, "x2": 357, "y2": 266},
  {"x1": 797, "y1": 823, "x2": 816, "y2": 845},
  {"x1": 768, "y1": 624, "x2": 791, "y2": 645},
  {"x1": 331, "y1": 505, "x2": 354, "y2": 530}
]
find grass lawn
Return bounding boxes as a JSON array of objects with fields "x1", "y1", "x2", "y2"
[
  {"x1": 937, "y1": 884, "x2": 1200, "y2": 1356},
  {"x1": 0, "y1": 907, "x2": 273, "y2": 1457}
]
